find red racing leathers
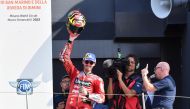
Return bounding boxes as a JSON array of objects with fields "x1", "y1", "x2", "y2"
[{"x1": 59, "y1": 42, "x2": 105, "y2": 109}]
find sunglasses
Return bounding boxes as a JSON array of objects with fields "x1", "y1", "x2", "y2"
[{"x1": 84, "y1": 60, "x2": 94, "y2": 65}]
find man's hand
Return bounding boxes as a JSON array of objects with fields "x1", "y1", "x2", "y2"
[
  {"x1": 67, "y1": 28, "x2": 80, "y2": 41},
  {"x1": 117, "y1": 69, "x2": 123, "y2": 81},
  {"x1": 79, "y1": 86, "x2": 88, "y2": 97},
  {"x1": 141, "y1": 64, "x2": 149, "y2": 77},
  {"x1": 141, "y1": 64, "x2": 157, "y2": 92}
]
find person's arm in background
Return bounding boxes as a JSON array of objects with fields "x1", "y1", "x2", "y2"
[
  {"x1": 117, "y1": 70, "x2": 138, "y2": 98},
  {"x1": 59, "y1": 30, "x2": 80, "y2": 79},
  {"x1": 141, "y1": 64, "x2": 157, "y2": 92},
  {"x1": 107, "y1": 77, "x2": 114, "y2": 99}
]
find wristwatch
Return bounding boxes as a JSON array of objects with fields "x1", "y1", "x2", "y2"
[
  {"x1": 68, "y1": 40, "x2": 72, "y2": 43},
  {"x1": 86, "y1": 92, "x2": 89, "y2": 98}
]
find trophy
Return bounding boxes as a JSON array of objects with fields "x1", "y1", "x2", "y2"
[{"x1": 66, "y1": 10, "x2": 86, "y2": 34}]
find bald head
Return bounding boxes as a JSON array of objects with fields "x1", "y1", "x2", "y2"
[{"x1": 157, "y1": 62, "x2": 170, "y2": 73}]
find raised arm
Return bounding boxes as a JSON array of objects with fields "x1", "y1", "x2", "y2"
[
  {"x1": 141, "y1": 64, "x2": 157, "y2": 92},
  {"x1": 59, "y1": 30, "x2": 80, "y2": 79}
]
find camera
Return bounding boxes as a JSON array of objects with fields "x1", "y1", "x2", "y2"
[
  {"x1": 103, "y1": 58, "x2": 127, "y2": 77},
  {"x1": 103, "y1": 48, "x2": 140, "y2": 78},
  {"x1": 103, "y1": 48, "x2": 128, "y2": 78}
]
